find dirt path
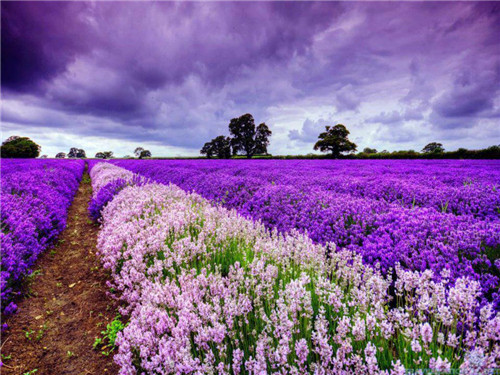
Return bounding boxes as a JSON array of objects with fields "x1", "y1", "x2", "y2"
[{"x1": 1, "y1": 169, "x2": 120, "y2": 375}]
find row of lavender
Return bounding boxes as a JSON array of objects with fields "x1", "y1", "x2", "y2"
[
  {"x1": 109, "y1": 159, "x2": 500, "y2": 310},
  {"x1": 90, "y1": 162, "x2": 500, "y2": 374},
  {"x1": 111, "y1": 160, "x2": 500, "y2": 219},
  {"x1": 1, "y1": 159, "x2": 84, "y2": 315}
]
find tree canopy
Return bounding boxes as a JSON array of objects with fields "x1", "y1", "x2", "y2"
[
  {"x1": 200, "y1": 136, "x2": 231, "y2": 159},
  {"x1": 95, "y1": 151, "x2": 114, "y2": 159},
  {"x1": 254, "y1": 123, "x2": 272, "y2": 155},
  {"x1": 313, "y1": 124, "x2": 357, "y2": 157},
  {"x1": 422, "y1": 142, "x2": 445, "y2": 154},
  {"x1": 200, "y1": 142, "x2": 214, "y2": 158},
  {"x1": 363, "y1": 147, "x2": 378, "y2": 154},
  {"x1": 55, "y1": 152, "x2": 66, "y2": 159},
  {"x1": 200, "y1": 114, "x2": 272, "y2": 159},
  {"x1": 134, "y1": 147, "x2": 144, "y2": 158},
  {"x1": 1, "y1": 136, "x2": 41, "y2": 158},
  {"x1": 139, "y1": 150, "x2": 151, "y2": 158},
  {"x1": 198, "y1": 113, "x2": 274, "y2": 159},
  {"x1": 134, "y1": 147, "x2": 151, "y2": 159},
  {"x1": 68, "y1": 148, "x2": 86, "y2": 158},
  {"x1": 229, "y1": 113, "x2": 258, "y2": 158}
]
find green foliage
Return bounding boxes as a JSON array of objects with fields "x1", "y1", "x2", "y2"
[
  {"x1": 35, "y1": 323, "x2": 49, "y2": 341},
  {"x1": 362, "y1": 147, "x2": 378, "y2": 154},
  {"x1": 200, "y1": 135, "x2": 232, "y2": 158},
  {"x1": 134, "y1": 147, "x2": 151, "y2": 159},
  {"x1": 25, "y1": 329, "x2": 35, "y2": 340},
  {"x1": 350, "y1": 145, "x2": 500, "y2": 160},
  {"x1": 139, "y1": 150, "x2": 152, "y2": 158},
  {"x1": 229, "y1": 113, "x2": 258, "y2": 158},
  {"x1": 93, "y1": 314, "x2": 127, "y2": 356},
  {"x1": 1, "y1": 136, "x2": 41, "y2": 158},
  {"x1": 67, "y1": 147, "x2": 86, "y2": 158},
  {"x1": 81, "y1": 174, "x2": 91, "y2": 184},
  {"x1": 422, "y1": 142, "x2": 445, "y2": 154},
  {"x1": 229, "y1": 114, "x2": 272, "y2": 158},
  {"x1": 313, "y1": 124, "x2": 357, "y2": 157},
  {"x1": 95, "y1": 151, "x2": 114, "y2": 159},
  {"x1": 254, "y1": 122, "x2": 272, "y2": 155},
  {"x1": 200, "y1": 114, "x2": 272, "y2": 159}
]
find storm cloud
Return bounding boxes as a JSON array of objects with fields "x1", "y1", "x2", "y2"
[{"x1": 2, "y1": 1, "x2": 499, "y2": 157}]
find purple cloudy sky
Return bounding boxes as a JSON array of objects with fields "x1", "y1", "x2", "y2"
[{"x1": 2, "y1": 1, "x2": 499, "y2": 157}]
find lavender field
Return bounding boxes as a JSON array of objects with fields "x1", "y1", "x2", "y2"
[
  {"x1": 1, "y1": 159, "x2": 84, "y2": 316},
  {"x1": 85, "y1": 160, "x2": 500, "y2": 374},
  {"x1": 3, "y1": 0, "x2": 500, "y2": 373}
]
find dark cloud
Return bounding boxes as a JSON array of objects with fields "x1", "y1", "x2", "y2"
[
  {"x1": 1, "y1": 2, "x2": 96, "y2": 91},
  {"x1": 432, "y1": 67, "x2": 500, "y2": 119}
]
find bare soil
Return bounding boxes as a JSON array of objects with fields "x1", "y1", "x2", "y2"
[{"x1": 1, "y1": 170, "x2": 120, "y2": 375}]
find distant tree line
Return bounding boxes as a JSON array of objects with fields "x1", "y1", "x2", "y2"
[
  {"x1": 0, "y1": 136, "x2": 157, "y2": 159},
  {"x1": 1, "y1": 126, "x2": 499, "y2": 160},
  {"x1": 55, "y1": 147, "x2": 152, "y2": 159},
  {"x1": 200, "y1": 113, "x2": 272, "y2": 158},
  {"x1": 305, "y1": 125, "x2": 499, "y2": 159},
  {"x1": 350, "y1": 144, "x2": 500, "y2": 160}
]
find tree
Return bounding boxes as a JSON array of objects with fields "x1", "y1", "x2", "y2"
[
  {"x1": 1, "y1": 136, "x2": 41, "y2": 158},
  {"x1": 213, "y1": 136, "x2": 231, "y2": 158},
  {"x1": 68, "y1": 148, "x2": 86, "y2": 158},
  {"x1": 229, "y1": 114, "x2": 257, "y2": 158},
  {"x1": 363, "y1": 147, "x2": 378, "y2": 154},
  {"x1": 313, "y1": 124, "x2": 357, "y2": 157},
  {"x1": 39, "y1": 155, "x2": 48, "y2": 159},
  {"x1": 134, "y1": 147, "x2": 144, "y2": 158},
  {"x1": 55, "y1": 152, "x2": 66, "y2": 159},
  {"x1": 200, "y1": 136, "x2": 231, "y2": 159},
  {"x1": 422, "y1": 142, "x2": 444, "y2": 154},
  {"x1": 95, "y1": 151, "x2": 113, "y2": 159},
  {"x1": 200, "y1": 142, "x2": 215, "y2": 158},
  {"x1": 254, "y1": 123, "x2": 272, "y2": 155},
  {"x1": 133, "y1": 147, "x2": 151, "y2": 158},
  {"x1": 139, "y1": 150, "x2": 151, "y2": 158},
  {"x1": 229, "y1": 114, "x2": 272, "y2": 158}
]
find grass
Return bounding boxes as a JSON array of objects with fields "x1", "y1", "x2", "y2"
[
  {"x1": 35, "y1": 323, "x2": 49, "y2": 341},
  {"x1": 24, "y1": 329, "x2": 35, "y2": 341},
  {"x1": 93, "y1": 313, "x2": 127, "y2": 356},
  {"x1": 81, "y1": 174, "x2": 91, "y2": 184}
]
